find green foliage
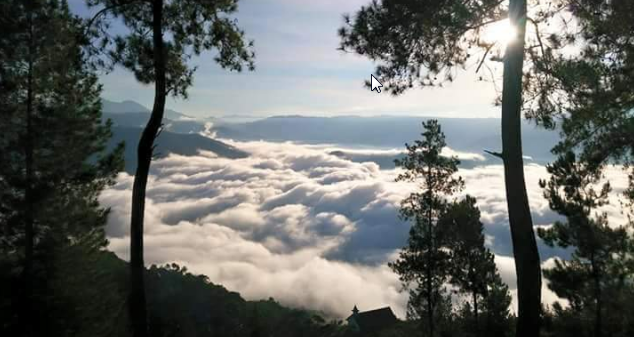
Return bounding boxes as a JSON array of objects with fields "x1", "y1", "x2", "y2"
[
  {"x1": 0, "y1": 0, "x2": 123, "y2": 334},
  {"x1": 538, "y1": 151, "x2": 634, "y2": 337},
  {"x1": 522, "y1": 0, "x2": 634, "y2": 202},
  {"x1": 390, "y1": 120, "x2": 464, "y2": 336},
  {"x1": 339, "y1": 0, "x2": 507, "y2": 94},
  {"x1": 340, "y1": 3, "x2": 544, "y2": 335},
  {"x1": 389, "y1": 122, "x2": 514, "y2": 337},
  {"x1": 441, "y1": 196, "x2": 496, "y2": 302},
  {"x1": 86, "y1": 0, "x2": 255, "y2": 99},
  {"x1": 45, "y1": 243, "x2": 130, "y2": 337},
  {"x1": 542, "y1": 295, "x2": 634, "y2": 337},
  {"x1": 0, "y1": 0, "x2": 123, "y2": 251},
  {"x1": 440, "y1": 196, "x2": 513, "y2": 337},
  {"x1": 41, "y1": 251, "x2": 348, "y2": 337},
  {"x1": 393, "y1": 120, "x2": 464, "y2": 221},
  {"x1": 84, "y1": 2, "x2": 255, "y2": 335},
  {"x1": 481, "y1": 275, "x2": 513, "y2": 337},
  {"x1": 376, "y1": 320, "x2": 419, "y2": 337}
]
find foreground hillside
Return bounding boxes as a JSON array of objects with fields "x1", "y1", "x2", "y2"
[{"x1": 1, "y1": 245, "x2": 372, "y2": 337}]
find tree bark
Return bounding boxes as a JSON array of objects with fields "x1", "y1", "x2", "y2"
[
  {"x1": 500, "y1": 1, "x2": 542, "y2": 337},
  {"x1": 590, "y1": 255, "x2": 602, "y2": 337},
  {"x1": 473, "y1": 290, "x2": 479, "y2": 335},
  {"x1": 19, "y1": 7, "x2": 35, "y2": 336},
  {"x1": 426, "y1": 168, "x2": 435, "y2": 337},
  {"x1": 129, "y1": 1, "x2": 166, "y2": 336}
]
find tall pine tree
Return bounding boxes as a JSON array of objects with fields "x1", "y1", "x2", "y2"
[
  {"x1": 0, "y1": 1, "x2": 123, "y2": 335},
  {"x1": 538, "y1": 151, "x2": 633, "y2": 337},
  {"x1": 389, "y1": 120, "x2": 464, "y2": 337},
  {"x1": 440, "y1": 196, "x2": 513, "y2": 337},
  {"x1": 84, "y1": 1, "x2": 255, "y2": 335},
  {"x1": 339, "y1": 2, "x2": 542, "y2": 334}
]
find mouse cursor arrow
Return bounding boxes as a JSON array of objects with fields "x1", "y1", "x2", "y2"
[{"x1": 370, "y1": 74, "x2": 383, "y2": 93}]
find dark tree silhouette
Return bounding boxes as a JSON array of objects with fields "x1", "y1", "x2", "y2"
[
  {"x1": 339, "y1": 2, "x2": 541, "y2": 334},
  {"x1": 84, "y1": 1, "x2": 255, "y2": 335},
  {"x1": 523, "y1": 0, "x2": 634, "y2": 208},
  {"x1": 441, "y1": 196, "x2": 495, "y2": 334},
  {"x1": 0, "y1": 1, "x2": 123, "y2": 335},
  {"x1": 389, "y1": 120, "x2": 464, "y2": 337},
  {"x1": 440, "y1": 196, "x2": 513, "y2": 337},
  {"x1": 538, "y1": 151, "x2": 632, "y2": 337}
]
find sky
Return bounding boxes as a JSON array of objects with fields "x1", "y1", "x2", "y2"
[{"x1": 70, "y1": 0, "x2": 502, "y2": 118}]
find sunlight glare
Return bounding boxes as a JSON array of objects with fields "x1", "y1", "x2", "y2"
[{"x1": 481, "y1": 19, "x2": 518, "y2": 46}]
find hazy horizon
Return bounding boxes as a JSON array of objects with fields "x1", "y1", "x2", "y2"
[{"x1": 103, "y1": 97, "x2": 510, "y2": 120}]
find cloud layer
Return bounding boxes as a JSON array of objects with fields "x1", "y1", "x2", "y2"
[{"x1": 100, "y1": 140, "x2": 630, "y2": 318}]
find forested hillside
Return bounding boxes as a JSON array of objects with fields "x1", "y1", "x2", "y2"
[{"x1": 1, "y1": 247, "x2": 351, "y2": 337}]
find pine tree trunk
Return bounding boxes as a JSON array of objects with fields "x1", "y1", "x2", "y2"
[
  {"x1": 594, "y1": 280, "x2": 602, "y2": 337},
  {"x1": 427, "y1": 264, "x2": 433, "y2": 337},
  {"x1": 590, "y1": 255, "x2": 602, "y2": 337},
  {"x1": 20, "y1": 7, "x2": 35, "y2": 336},
  {"x1": 500, "y1": 1, "x2": 542, "y2": 337},
  {"x1": 426, "y1": 168, "x2": 435, "y2": 337},
  {"x1": 473, "y1": 291, "x2": 479, "y2": 335},
  {"x1": 129, "y1": 1, "x2": 166, "y2": 336}
]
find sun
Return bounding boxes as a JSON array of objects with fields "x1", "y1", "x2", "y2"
[{"x1": 481, "y1": 19, "x2": 518, "y2": 46}]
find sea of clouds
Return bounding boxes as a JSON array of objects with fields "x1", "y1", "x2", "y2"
[{"x1": 100, "y1": 140, "x2": 630, "y2": 319}]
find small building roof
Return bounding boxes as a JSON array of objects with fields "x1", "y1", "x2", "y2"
[{"x1": 346, "y1": 306, "x2": 398, "y2": 333}]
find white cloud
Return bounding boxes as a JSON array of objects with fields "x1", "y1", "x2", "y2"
[
  {"x1": 100, "y1": 140, "x2": 630, "y2": 318},
  {"x1": 442, "y1": 147, "x2": 487, "y2": 161}
]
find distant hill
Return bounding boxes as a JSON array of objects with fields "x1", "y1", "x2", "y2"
[
  {"x1": 100, "y1": 99, "x2": 560, "y2": 166},
  {"x1": 102, "y1": 99, "x2": 149, "y2": 113},
  {"x1": 100, "y1": 99, "x2": 247, "y2": 173},
  {"x1": 216, "y1": 116, "x2": 560, "y2": 164},
  {"x1": 109, "y1": 126, "x2": 248, "y2": 173},
  {"x1": 101, "y1": 98, "x2": 198, "y2": 122},
  {"x1": 103, "y1": 112, "x2": 208, "y2": 134}
]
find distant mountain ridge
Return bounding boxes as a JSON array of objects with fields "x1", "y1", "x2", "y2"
[
  {"x1": 102, "y1": 99, "x2": 149, "y2": 113},
  {"x1": 100, "y1": 99, "x2": 248, "y2": 173},
  {"x1": 101, "y1": 99, "x2": 560, "y2": 167},
  {"x1": 108, "y1": 127, "x2": 248, "y2": 174},
  {"x1": 216, "y1": 115, "x2": 560, "y2": 164},
  {"x1": 101, "y1": 98, "x2": 195, "y2": 121}
]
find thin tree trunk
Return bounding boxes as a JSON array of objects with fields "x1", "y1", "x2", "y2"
[
  {"x1": 129, "y1": 1, "x2": 166, "y2": 336},
  {"x1": 20, "y1": 7, "x2": 36, "y2": 336},
  {"x1": 594, "y1": 278, "x2": 602, "y2": 337},
  {"x1": 426, "y1": 251, "x2": 433, "y2": 337},
  {"x1": 590, "y1": 255, "x2": 602, "y2": 337},
  {"x1": 500, "y1": 1, "x2": 542, "y2": 337},
  {"x1": 426, "y1": 167, "x2": 435, "y2": 337},
  {"x1": 473, "y1": 290, "x2": 479, "y2": 335}
]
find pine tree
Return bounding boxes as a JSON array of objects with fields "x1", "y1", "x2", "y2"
[
  {"x1": 482, "y1": 274, "x2": 513, "y2": 337},
  {"x1": 538, "y1": 151, "x2": 633, "y2": 337},
  {"x1": 84, "y1": 1, "x2": 255, "y2": 335},
  {"x1": 0, "y1": 1, "x2": 123, "y2": 335},
  {"x1": 389, "y1": 120, "x2": 464, "y2": 337},
  {"x1": 440, "y1": 195, "x2": 508, "y2": 336},
  {"x1": 339, "y1": 2, "x2": 542, "y2": 334},
  {"x1": 522, "y1": 1, "x2": 634, "y2": 205}
]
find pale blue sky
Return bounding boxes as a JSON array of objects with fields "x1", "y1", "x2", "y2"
[{"x1": 70, "y1": 0, "x2": 501, "y2": 118}]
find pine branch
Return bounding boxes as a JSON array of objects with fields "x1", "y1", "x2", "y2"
[{"x1": 484, "y1": 150, "x2": 504, "y2": 160}]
